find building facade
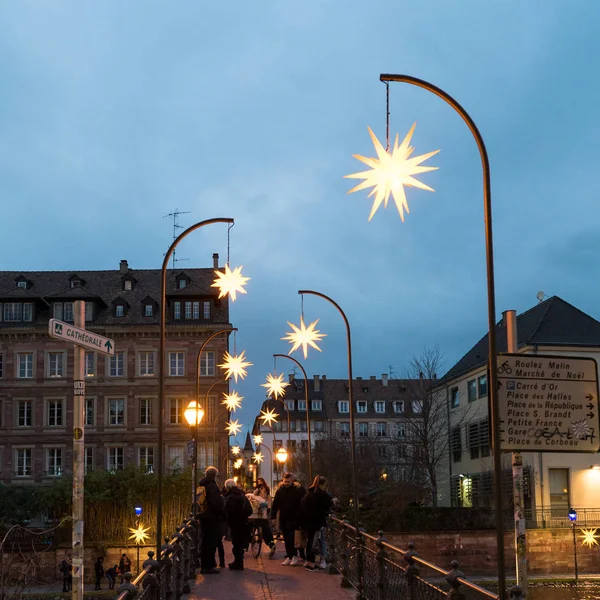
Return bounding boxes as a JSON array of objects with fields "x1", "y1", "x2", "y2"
[{"x1": 0, "y1": 255, "x2": 232, "y2": 484}]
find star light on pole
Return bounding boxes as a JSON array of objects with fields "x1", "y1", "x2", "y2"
[
  {"x1": 282, "y1": 316, "x2": 326, "y2": 360},
  {"x1": 218, "y1": 351, "x2": 252, "y2": 383},
  {"x1": 252, "y1": 451, "x2": 264, "y2": 464},
  {"x1": 222, "y1": 390, "x2": 243, "y2": 412},
  {"x1": 253, "y1": 434, "x2": 263, "y2": 446},
  {"x1": 128, "y1": 523, "x2": 151, "y2": 545},
  {"x1": 261, "y1": 373, "x2": 290, "y2": 400},
  {"x1": 345, "y1": 124, "x2": 439, "y2": 222},
  {"x1": 231, "y1": 445, "x2": 241, "y2": 456},
  {"x1": 226, "y1": 419, "x2": 242, "y2": 436},
  {"x1": 259, "y1": 408, "x2": 278, "y2": 427},
  {"x1": 211, "y1": 264, "x2": 250, "y2": 301},
  {"x1": 580, "y1": 528, "x2": 599, "y2": 548}
]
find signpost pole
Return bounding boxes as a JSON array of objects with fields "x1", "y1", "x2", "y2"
[{"x1": 72, "y1": 301, "x2": 85, "y2": 600}]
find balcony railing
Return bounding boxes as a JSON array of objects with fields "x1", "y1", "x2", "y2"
[{"x1": 526, "y1": 507, "x2": 600, "y2": 529}]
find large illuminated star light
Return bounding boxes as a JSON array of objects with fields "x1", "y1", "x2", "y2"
[
  {"x1": 345, "y1": 124, "x2": 440, "y2": 222},
  {"x1": 253, "y1": 434, "x2": 263, "y2": 446},
  {"x1": 252, "y1": 451, "x2": 264, "y2": 464},
  {"x1": 580, "y1": 528, "x2": 599, "y2": 548},
  {"x1": 282, "y1": 316, "x2": 326, "y2": 359},
  {"x1": 218, "y1": 350, "x2": 252, "y2": 383},
  {"x1": 259, "y1": 407, "x2": 279, "y2": 427},
  {"x1": 222, "y1": 391, "x2": 243, "y2": 412},
  {"x1": 231, "y1": 445, "x2": 241, "y2": 456},
  {"x1": 261, "y1": 373, "x2": 290, "y2": 400},
  {"x1": 128, "y1": 523, "x2": 151, "y2": 545},
  {"x1": 225, "y1": 419, "x2": 242, "y2": 436},
  {"x1": 211, "y1": 264, "x2": 250, "y2": 302}
]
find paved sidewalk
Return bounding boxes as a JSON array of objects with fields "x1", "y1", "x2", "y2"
[{"x1": 189, "y1": 541, "x2": 354, "y2": 600}]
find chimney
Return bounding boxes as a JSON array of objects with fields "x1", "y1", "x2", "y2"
[
  {"x1": 313, "y1": 375, "x2": 320, "y2": 393},
  {"x1": 119, "y1": 260, "x2": 128, "y2": 274},
  {"x1": 382, "y1": 373, "x2": 388, "y2": 387},
  {"x1": 356, "y1": 376, "x2": 362, "y2": 380},
  {"x1": 322, "y1": 375, "x2": 326, "y2": 381},
  {"x1": 370, "y1": 375, "x2": 376, "y2": 381},
  {"x1": 212, "y1": 253, "x2": 219, "y2": 270}
]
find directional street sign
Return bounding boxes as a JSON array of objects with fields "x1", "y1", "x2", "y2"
[
  {"x1": 498, "y1": 353, "x2": 600, "y2": 453},
  {"x1": 48, "y1": 318, "x2": 115, "y2": 355}
]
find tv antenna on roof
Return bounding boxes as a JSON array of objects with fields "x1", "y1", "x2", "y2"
[
  {"x1": 536, "y1": 291, "x2": 547, "y2": 303},
  {"x1": 163, "y1": 209, "x2": 191, "y2": 270},
  {"x1": 388, "y1": 365, "x2": 396, "y2": 379}
]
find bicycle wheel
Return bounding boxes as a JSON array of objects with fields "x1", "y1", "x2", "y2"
[{"x1": 251, "y1": 525, "x2": 263, "y2": 558}]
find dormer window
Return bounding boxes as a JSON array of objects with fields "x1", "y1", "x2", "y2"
[
  {"x1": 15, "y1": 276, "x2": 31, "y2": 290},
  {"x1": 115, "y1": 305, "x2": 125, "y2": 317},
  {"x1": 17, "y1": 281, "x2": 27, "y2": 289},
  {"x1": 112, "y1": 297, "x2": 129, "y2": 318},
  {"x1": 124, "y1": 280, "x2": 132, "y2": 291},
  {"x1": 178, "y1": 279, "x2": 187, "y2": 289},
  {"x1": 144, "y1": 304, "x2": 153, "y2": 317},
  {"x1": 69, "y1": 275, "x2": 85, "y2": 289},
  {"x1": 71, "y1": 280, "x2": 81, "y2": 288}
]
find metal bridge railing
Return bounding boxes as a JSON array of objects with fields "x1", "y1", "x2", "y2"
[
  {"x1": 114, "y1": 516, "x2": 198, "y2": 600},
  {"x1": 326, "y1": 515, "x2": 502, "y2": 600}
]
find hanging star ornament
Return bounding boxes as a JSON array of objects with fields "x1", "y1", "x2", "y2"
[
  {"x1": 282, "y1": 316, "x2": 326, "y2": 360},
  {"x1": 128, "y1": 523, "x2": 151, "y2": 545},
  {"x1": 218, "y1": 350, "x2": 252, "y2": 383},
  {"x1": 225, "y1": 419, "x2": 242, "y2": 436},
  {"x1": 345, "y1": 124, "x2": 440, "y2": 222},
  {"x1": 253, "y1": 434, "x2": 263, "y2": 446},
  {"x1": 231, "y1": 445, "x2": 241, "y2": 456},
  {"x1": 261, "y1": 373, "x2": 290, "y2": 400},
  {"x1": 580, "y1": 528, "x2": 599, "y2": 548},
  {"x1": 253, "y1": 452, "x2": 264, "y2": 464},
  {"x1": 259, "y1": 407, "x2": 279, "y2": 427},
  {"x1": 211, "y1": 264, "x2": 250, "y2": 302},
  {"x1": 222, "y1": 390, "x2": 243, "y2": 412}
]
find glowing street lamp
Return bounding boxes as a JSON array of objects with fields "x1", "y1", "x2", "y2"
[
  {"x1": 261, "y1": 372, "x2": 290, "y2": 400},
  {"x1": 218, "y1": 350, "x2": 252, "y2": 383},
  {"x1": 184, "y1": 401, "x2": 204, "y2": 427},
  {"x1": 282, "y1": 316, "x2": 326, "y2": 360},
  {"x1": 276, "y1": 447, "x2": 288, "y2": 464},
  {"x1": 211, "y1": 264, "x2": 250, "y2": 302}
]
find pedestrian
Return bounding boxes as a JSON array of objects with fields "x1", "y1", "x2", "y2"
[
  {"x1": 119, "y1": 553, "x2": 132, "y2": 582},
  {"x1": 117, "y1": 571, "x2": 138, "y2": 600},
  {"x1": 105, "y1": 564, "x2": 118, "y2": 590},
  {"x1": 59, "y1": 556, "x2": 72, "y2": 592},
  {"x1": 94, "y1": 556, "x2": 104, "y2": 590},
  {"x1": 271, "y1": 472, "x2": 306, "y2": 566},
  {"x1": 246, "y1": 490, "x2": 277, "y2": 557},
  {"x1": 197, "y1": 466, "x2": 225, "y2": 574},
  {"x1": 301, "y1": 475, "x2": 333, "y2": 570},
  {"x1": 223, "y1": 479, "x2": 253, "y2": 570}
]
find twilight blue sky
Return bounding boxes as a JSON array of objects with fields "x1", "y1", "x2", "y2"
[{"x1": 2, "y1": 2, "x2": 600, "y2": 438}]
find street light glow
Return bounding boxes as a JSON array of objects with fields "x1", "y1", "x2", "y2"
[
  {"x1": 218, "y1": 350, "x2": 252, "y2": 383},
  {"x1": 261, "y1": 372, "x2": 290, "y2": 400},
  {"x1": 259, "y1": 407, "x2": 278, "y2": 427},
  {"x1": 226, "y1": 419, "x2": 242, "y2": 436},
  {"x1": 222, "y1": 390, "x2": 243, "y2": 412},
  {"x1": 211, "y1": 264, "x2": 250, "y2": 302},
  {"x1": 276, "y1": 447, "x2": 288, "y2": 464},
  {"x1": 345, "y1": 124, "x2": 439, "y2": 222},
  {"x1": 282, "y1": 316, "x2": 326, "y2": 359},
  {"x1": 184, "y1": 401, "x2": 204, "y2": 426}
]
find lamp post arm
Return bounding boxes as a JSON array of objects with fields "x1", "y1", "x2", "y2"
[
  {"x1": 274, "y1": 353, "x2": 312, "y2": 482},
  {"x1": 158, "y1": 216, "x2": 234, "y2": 560}
]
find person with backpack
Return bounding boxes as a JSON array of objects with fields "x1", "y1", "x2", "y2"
[
  {"x1": 223, "y1": 479, "x2": 253, "y2": 570},
  {"x1": 105, "y1": 564, "x2": 118, "y2": 590},
  {"x1": 196, "y1": 466, "x2": 225, "y2": 574}
]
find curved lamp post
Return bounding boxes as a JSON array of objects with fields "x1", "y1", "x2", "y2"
[
  {"x1": 372, "y1": 73, "x2": 503, "y2": 597},
  {"x1": 157, "y1": 217, "x2": 234, "y2": 558},
  {"x1": 298, "y1": 290, "x2": 358, "y2": 524},
  {"x1": 274, "y1": 353, "x2": 312, "y2": 482}
]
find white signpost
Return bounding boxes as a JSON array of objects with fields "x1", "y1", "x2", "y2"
[
  {"x1": 49, "y1": 318, "x2": 114, "y2": 355},
  {"x1": 498, "y1": 353, "x2": 600, "y2": 453}
]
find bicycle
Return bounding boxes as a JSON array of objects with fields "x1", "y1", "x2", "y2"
[{"x1": 249, "y1": 521, "x2": 263, "y2": 558}]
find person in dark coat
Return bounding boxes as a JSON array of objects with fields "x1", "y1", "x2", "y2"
[
  {"x1": 119, "y1": 553, "x2": 132, "y2": 582},
  {"x1": 94, "y1": 557, "x2": 104, "y2": 590},
  {"x1": 224, "y1": 479, "x2": 253, "y2": 570},
  {"x1": 59, "y1": 557, "x2": 72, "y2": 592},
  {"x1": 105, "y1": 564, "x2": 118, "y2": 589},
  {"x1": 301, "y1": 475, "x2": 333, "y2": 570},
  {"x1": 271, "y1": 472, "x2": 306, "y2": 566},
  {"x1": 197, "y1": 466, "x2": 225, "y2": 574}
]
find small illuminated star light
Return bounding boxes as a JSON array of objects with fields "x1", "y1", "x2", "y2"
[
  {"x1": 128, "y1": 523, "x2": 151, "y2": 545},
  {"x1": 218, "y1": 351, "x2": 252, "y2": 383},
  {"x1": 572, "y1": 418, "x2": 592, "y2": 439},
  {"x1": 211, "y1": 264, "x2": 250, "y2": 302},
  {"x1": 345, "y1": 124, "x2": 439, "y2": 222},
  {"x1": 253, "y1": 434, "x2": 263, "y2": 446},
  {"x1": 226, "y1": 419, "x2": 242, "y2": 436},
  {"x1": 262, "y1": 373, "x2": 290, "y2": 400},
  {"x1": 234, "y1": 458, "x2": 243, "y2": 469},
  {"x1": 282, "y1": 316, "x2": 326, "y2": 360},
  {"x1": 253, "y1": 452, "x2": 264, "y2": 464},
  {"x1": 259, "y1": 408, "x2": 279, "y2": 427},
  {"x1": 222, "y1": 391, "x2": 243, "y2": 412},
  {"x1": 580, "y1": 528, "x2": 599, "y2": 548},
  {"x1": 231, "y1": 445, "x2": 241, "y2": 456}
]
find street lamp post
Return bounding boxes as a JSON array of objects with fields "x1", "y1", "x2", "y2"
[
  {"x1": 134, "y1": 506, "x2": 142, "y2": 574},
  {"x1": 375, "y1": 73, "x2": 503, "y2": 597},
  {"x1": 158, "y1": 217, "x2": 234, "y2": 558},
  {"x1": 297, "y1": 290, "x2": 358, "y2": 524},
  {"x1": 569, "y1": 508, "x2": 578, "y2": 580},
  {"x1": 274, "y1": 353, "x2": 313, "y2": 483},
  {"x1": 184, "y1": 401, "x2": 204, "y2": 512}
]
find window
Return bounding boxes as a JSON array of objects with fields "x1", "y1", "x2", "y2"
[
  {"x1": 290, "y1": 420, "x2": 297, "y2": 432},
  {"x1": 170, "y1": 398, "x2": 185, "y2": 424},
  {"x1": 450, "y1": 387, "x2": 460, "y2": 408},
  {"x1": 285, "y1": 400, "x2": 295, "y2": 412},
  {"x1": 199, "y1": 352, "x2": 214, "y2": 376},
  {"x1": 397, "y1": 445, "x2": 408, "y2": 459},
  {"x1": 185, "y1": 302, "x2": 192, "y2": 319},
  {"x1": 144, "y1": 304, "x2": 153, "y2": 317},
  {"x1": 139, "y1": 447, "x2": 155, "y2": 473},
  {"x1": 192, "y1": 301, "x2": 200, "y2": 319},
  {"x1": 203, "y1": 302, "x2": 211, "y2": 319},
  {"x1": 107, "y1": 447, "x2": 124, "y2": 471},
  {"x1": 377, "y1": 445, "x2": 387, "y2": 459},
  {"x1": 63, "y1": 302, "x2": 74, "y2": 322},
  {"x1": 168, "y1": 446, "x2": 185, "y2": 472},
  {"x1": 338, "y1": 401, "x2": 349, "y2": 414},
  {"x1": 4, "y1": 303, "x2": 22, "y2": 321},
  {"x1": 85, "y1": 302, "x2": 93, "y2": 322},
  {"x1": 108, "y1": 398, "x2": 125, "y2": 426},
  {"x1": 85, "y1": 447, "x2": 94, "y2": 473},
  {"x1": 178, "y1": 279, "x2": 187, "y2": 289},
  {"x1": 124, "y1": 280, "x2": 132, "y2": 291},
  {"x1": 376, "y1": 422, "x2": 387, "y2": 437},
  {"x1": 173, "y1": 302, "x2": 181, "y2": 319},
  {"x1": 140, "y1": 398, "x2": 153, "y2": 425},
  {"x1": 85, "y1": 352, "x2": 95, "y2": 377},
  {"x1": 53, "y1": 302, "x2": 62, "y2": 319},
  {"x1": 300, "y1": 419, "x2": 307, "y2": 432},
  {"x1": 396, "y1": 423, "x2": 406, "y2": 439},
  {"x1": 358, "y1": 422, "x2": 369, "y2": 437},
  {"x1": 70, "y1": 279, "x2": 81, "y2": 289},
  {"x1": 23, "y1": 303, "x2": 32, "y2": 322},
  {"x1": 85, "y1": 398, "x2": 95, "y2": 427},
  {"x1": 47, "y1": 399, "x2": 63, "y2": 427},
  {"x1": 549, "y1": 468, "x2": 570, "y2": 512},
  {"x1": 451, "y1": 426, "x2": 462, "y2": 463},
  {"x1": 110, "y1": 352, "x2": 125, "y2": 377},
  {"x1": 478, "y1": 375, "x2": 488, "y2": 398},
  {"x1": 298, "y1": 399, "x2": 306, "y2": 411},
  {"x1": 15, "y1": 448, "x2": 32, "y2": 477},
  {"x1": 17, "y1": 280, "x2": 27, "y2": 289},
  {"x1": 139, "y1": 351, "x2": 155, "y2": 376},
  {"x1": 311, "y1": 399, "x2": 322, "y2": 411},
  {"x1": 46, "y1": 448, "x2": 62, "y2": 476},
  {"x1": 393, "y1": 401, "x2": 404, "y2": 413},
  {"x1": 169, "y1": 352, "x2": 185, "y2": 376},
  {"x1": 468, "y1": 419, "x2": 490, "y2": 460},
  {"x1": 314, "y1": 420, "x2": 324, "y2": 432},
  {"x1": 17, "y1": 353, "x2": 34, "y2": 378},
  {"x1": 375, "y1": 401, "x2": 385, "y2": 413},
  {"x1": 48, "y1": 352, "x2": 64, "y2": 378},
  {"x1": 17, "y1": 400, "x2": 32, "y2": 427},
  {"x1": 412, "y1": 400, "x2": 423, "y2": 414},
  {"x1": 115, "y1": 305, "x2": 124, "y2": 317},
  {"x1": 340, "y1": 422, "x2": 350, "y2": 437},
  {"x1": 467, "y1": 379, "x2": 477, "y2": 402},
  {"x1": 357, "y1": 401, "x2": 367, "y2": 414}
]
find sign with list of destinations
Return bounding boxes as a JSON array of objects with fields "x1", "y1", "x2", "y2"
[{"x1": 498, "y1": 353, "x2": 600, "y2": 453}]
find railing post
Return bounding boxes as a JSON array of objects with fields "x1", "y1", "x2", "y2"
[
  {"x1": 375, "y1": 531, "x2": 388, "y2": 600},
  {"x1": 327, "y1": 517, "x2": 338, "y2": 575},
  {"x1": 340, "y1": 518, "x2": 352, "y2": 589},
  {"x1": 404, "y1": 542, "x2": 420, "y2": 600},
  {"x1": 510, "y1": 585, "x2": 523, "y2": 598},
  {"x1": 143, "y1": 573, "x2": 159, "y2": 600},
  {"x1": 355, "y1": 525, "x2": 366, "y2": 600},
  {"x1": 446, "y1": 560, "x2": 466, "y2": 600}
]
